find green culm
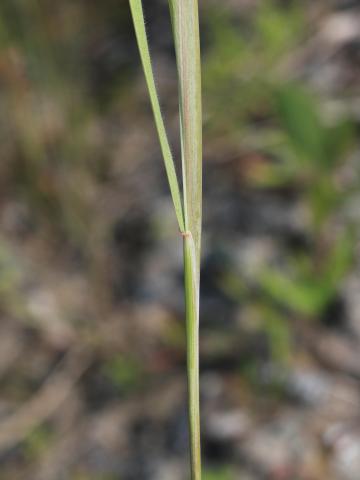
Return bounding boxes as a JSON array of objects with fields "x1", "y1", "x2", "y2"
[{"x1": 129, "y1": 1, "x2": 202, "y2": 479}]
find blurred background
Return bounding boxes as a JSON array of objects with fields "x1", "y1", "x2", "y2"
[{"x1": 0, "y1": 0, "x2": 359, "y2": 479}]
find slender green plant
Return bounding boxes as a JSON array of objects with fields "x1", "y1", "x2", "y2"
[{"x1": 129, "y1": 1, "x2": 202, "y2": 479}]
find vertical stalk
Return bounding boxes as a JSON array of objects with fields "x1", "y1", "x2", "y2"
[
  {"x1": 129, "y1": 1, "x2": 202, "y2": 477},
  {"x1": 183, "y1": 231, "x2": 201, "y2": 480},
  {"x1": 171, "y1": 2, "x2": 202, "y2": 479}
]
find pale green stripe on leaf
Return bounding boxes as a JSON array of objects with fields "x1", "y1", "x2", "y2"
[{"x1": 129, "y1": 0, "x2": 185, "y2": 233}]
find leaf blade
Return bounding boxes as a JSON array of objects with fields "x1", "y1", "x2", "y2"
[{"x1": 129, "y1": 0, "x2": 185, "y2": 232}]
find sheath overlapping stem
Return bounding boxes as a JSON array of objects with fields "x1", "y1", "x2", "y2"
[
  {"x1": 129, "y1": 2, "x2": 202, "y2": 478},
  {"x1": 169, "y1": 2, "x2": 202, "y2": 479}
]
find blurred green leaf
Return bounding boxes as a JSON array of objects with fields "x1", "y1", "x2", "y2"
[
  {"x1": 262, "y1": 306, "x2": 291, "y2": 362},
  {"x1": 261, "y1": 229, "x2": 354, "y2": 319},
  {"x1": 309, "y1": 178, "x2": 340, "y2": 228},
  {"x1": 325, "y1": 119, "x2": 355, "y2": 167},
  {"x1": 203, "y1": 3, "x2": 304, "y2": 137},
  {"x1": 256, "y1": 2, "x2": 303, "y2": 58},
  {"x1": 276, "y1": 84, "x2": 326, "y2": 165},
  {"x1": 323, "y1": 229, "x2": 355, "y2": 290},
  {"x1": 261, "y1": 269, "x2": 329, "y2": 317},
  {"x1": 24, "y1": 426, "x2": 53, "y2": 460},
  {"x1": 203, "y1": 467, "x2": 233, "y2": 480},
  {"x1": 104, "y1": 355, "x2": 142, "y2": 392}
]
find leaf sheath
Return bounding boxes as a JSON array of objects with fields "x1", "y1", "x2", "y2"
[{"x1": 170, "y1": 1, "x2": 202, "y2": 479}]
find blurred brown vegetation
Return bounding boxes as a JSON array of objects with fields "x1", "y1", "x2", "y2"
[{"x1": 0, "y1": 1, "x2": 359, "y2": 479}]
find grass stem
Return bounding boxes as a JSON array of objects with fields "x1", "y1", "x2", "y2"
[
  {"x1": 129, "y1": 2, "x2": 202, "y2": 478},
  {"x1": 171, "y1": 2, "x2": 202, "y2": 474}
]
